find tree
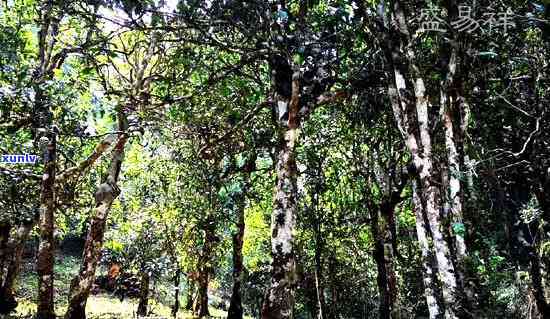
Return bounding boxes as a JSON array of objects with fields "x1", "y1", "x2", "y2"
[{"x1": 64, "y1": 18, "x2": 163, "y2": 317}]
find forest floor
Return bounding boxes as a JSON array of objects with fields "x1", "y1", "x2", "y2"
[{"x1": 8, "y1": 255, "x2": 234, "y2": 319}]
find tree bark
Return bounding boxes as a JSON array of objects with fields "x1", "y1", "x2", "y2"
[
  {"x1": 36, "y1": 130, "x2": 57, "y2": 319},
  {"x1": 412, "y1": 76, "x2": 459, "y2": 319},
  {"x1": 530, "y1": 241, "x2": 550, "y2": 318},
  {"x1": 0, "y1": 222, "x2": 11, "y2": 282},
  {"x1": 64, "y1": 114, "x2": 128, "y2": 319},
  {"x1": 0, "y1": 223, "x2": 17, "y2": 315},
  {"x1": 0, "y1": 222, "x2": 31, "y2": 315},
  {"x1": 195, "y1": 266, "x2": 210, "y2": 317},
  {"x1": 380, "y1": 1, "x2": 461, "y2": 314},
  {"x1": 313, "y1": 215, "x2": 325, "y2": 319},
  {"x1": 195, "y1": 213, "x2": 216, "y2": 318},
  {"x1": 390, "y1": 72, "x2": 459, "y2": 317},
  {"x1": 261, "y1": 57, "x2": 300, "y2": 319},
  {"x1": 371, "y1": 199, "x2": 400, "y2": 319},
  {"x1": 372, "y1": 206, "x2": 391, "y2": 319},
  {"x1": 442, "y1": 89, "x2": 471, "y2": 302},
  {"x1": 185, "y1": 278, "x2": 194, "y2": 311},
  {"x1": 137, "y1": 271, "x2": 151, "y2": 316},
  {"x1": 172, "y1": 268, "x2": 180, "y2": 318},
  {"x1": 412, "y1": 178, "x2": 442, "y2": 319},
  {"x1": 228, "y1": 182, "x2": 247, "y2": 319},
  {"x1": 441, "y1": 67, "x2": 467, "y2": 261},
  {"x1": 261, "y1": 128, "x2": 299, "y2": 319}
]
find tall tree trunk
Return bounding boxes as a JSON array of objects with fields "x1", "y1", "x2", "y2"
[
  {"x1": 262, "y1": 129, "x2": 297, "y2": 319},
  {"x1": 64, "y1": 114, "x2": 128, "y2": 319},
  {"x1": 195, "y1": 266, "x2": 210, "y2": 317},
  {"x1": 137, "y1": 271, "x2": 151, "y2": 316},
  {"x1": 414, "y1": 81, "x2": 459, "y2": 319},
  {"x1": 172, "y1": 268, "x2": 181, "y2": 318},
  {"x1": 36, "y1": 130, "x2": 57, "y2": 319},
  {"x1": 390, "y1": 75, "x2": 460, "y2": 318},
  {"x1": 262, "y1": 56, "x2": 300, "y2": 319},
  {"x1": 412, "y1": 179, "x2": 442, "y2": 319},
  {"x1": 441, "y1": 61, "x2": 469, "y2": 298},
  {"x1": 441, "y1": 0, "x2": 474, "y2": 308},
  {"x1": 261, "y1": 126, "x2": 299, "y2": 319},
  {"x1": 379, "y1": 0, "x2": 462, "y2": 316},
  {"x1": 228, "y1": 183, "x2": 247, "y2": 319},
  {"x1": 32, "y1": 5, "x2": 62, "y2": 314}
]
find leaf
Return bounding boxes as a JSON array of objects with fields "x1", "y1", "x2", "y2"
[
  {"x1": 477, "y1": 51, "x2": 498, "y2": 58},
  {"x1": 80, "y1": 66, "x2": 94, "y2": 76},
  {"x1": 452, "y1": 222, "x2": 466, "y2": 237}
]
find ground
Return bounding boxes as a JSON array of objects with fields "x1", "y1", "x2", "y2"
[{"x1": 8, "y1": 255, "x2": 236, "y2": 319}]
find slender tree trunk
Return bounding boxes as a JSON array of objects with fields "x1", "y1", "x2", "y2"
[
  {"x1": 185, "y1": 278, "x2": 194, "y2": 311},
  {"x1": 372, "y1": 207, "x2": 391, "y2": 319},
  {"x1": 262, "y1": 56, "x2": 300, "y2": 319},
  {"x1": 370, "y1": 200, "x2": 400, "y2": 319},
  {"x1": 314, "y1": 220, "x2": 325, "y2": 319},
  {"x1": 382, "y1": 201, "x2": 399, "y2": 319},
  {"x1": 195, "y1": 212, "x2": 216, "y2": 318},
  {"x1": 32, "y1": 4, "x2": 64, "y2": 315},
  {"x1": 172, "y1": 268, "x2": 180, "y2": 318},
  {"x1": 537, "y1": 174, "x2": 550, "y2": 309},
  {"x1": 442, "y1": 83, "x2": 468, "y2": 277},
  {"x1": 529, "y1": 172, "x2": 550, "y2": 316},
  {"x1": 0, "y1": 222, "x2": 11, "y2": 282},
  {"x1": 0, "y1": 221, "x2": 32, "y2": 315},
  {"x1": 228, "y1": 184, "x2": 247, "y2": 319},
  {"x1": 531, "y1": 242, "x2": 550, "y2": 318},
  {"x1": 0, "y1": 223, "x2": 17, "y2": 315},
  {"x1": 65, "y1": 114, "x2": 128, "y2": 319},
  {"x1": 36, "y1": 130, "x2": 57, "y2": 319},
  {"x1": 412, "y1": 179, "x2": 442, "y2": 319},
  {"x1": 137, "y1": 271, "x2": 151, "y2": 316}
]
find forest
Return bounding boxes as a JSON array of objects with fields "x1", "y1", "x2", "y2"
[{"x1": 0, "y1": 0, "x2": 549, "y2": 318}]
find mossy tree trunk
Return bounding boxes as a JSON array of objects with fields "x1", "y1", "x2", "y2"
[{"x1": 261, "y1": 56, "x2": 301, "y2": 319}]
